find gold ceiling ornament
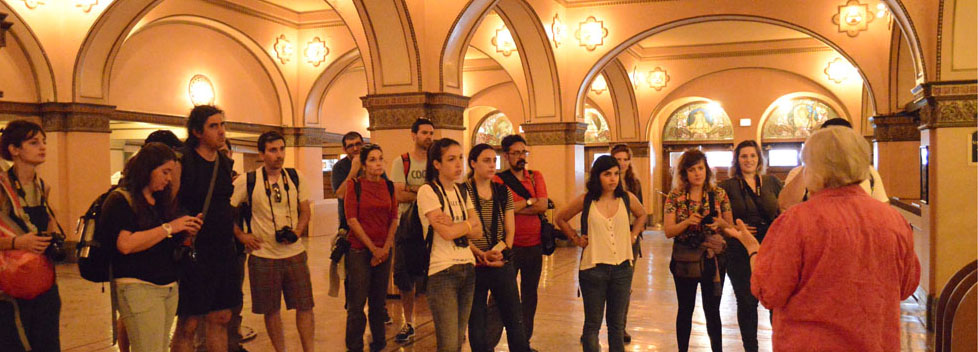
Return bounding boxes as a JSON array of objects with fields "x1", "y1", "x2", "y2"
[
  {"x1": 550, "y1": 14, "x2": 565, "y2": 48},
  {"x1": 273, "y1": 34, "x2": 294, "y2": 65},
  {"x1": 75, "y1": 0, "x2": 98, "y2": 13},
  {"x1": 188, "y1": 74, "x2": 216, "y2": 106},
  {"x1": 492, "y1": 26, "x2": 516, "y2": 57},
  {"x1": 590, "y1": 74, "x2": 608, "y2": 95},
  {"x1": 575, "y1": 16, "x2": 607, "y2": 51},
  {"x1": 832, "y1": 0, "x2": 876, "y2": 37},
  {"x1": 647, "y1": 66, "x2": 670, "y2": 91},
  {"x1": 21, "y1": 0, "x2": 44, "y2": 9},
  {"x1": 824, "y1": 57, "x2": 857, "y2": 83},
  {"x1": 304, "y1": 37, "x2": 329, "y2": 67}
]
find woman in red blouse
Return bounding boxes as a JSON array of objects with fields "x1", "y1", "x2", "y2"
[
  {"x1": 724, "y1": 126, "x2": 920, "y2": 351},
  {"x1": 344, "y1": 144, "x2": 398, "y2": 352}
]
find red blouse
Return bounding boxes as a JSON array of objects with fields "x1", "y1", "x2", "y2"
[
  {"x1": 344, "y1": 178, "x2": 398, "y2": 249},
  {"x1": 752, "y1": 185, "x2": 920, "y2": 351}
]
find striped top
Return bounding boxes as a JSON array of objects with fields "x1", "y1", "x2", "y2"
[{"x1": 467, "y1": 181, "x2": 514, "y2": 251}]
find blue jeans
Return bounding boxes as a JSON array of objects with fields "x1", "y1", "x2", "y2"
[
  {"x1": 579, "y1": 261, "x2": 633, "y2": 352},
  {"x1": 427, "y1": 264, "x2": 475, "y2": 352},
  {"x1": 468, "y1": 263, "x2": 530, "y2": 352},
  {"x1": 345, "y1": 248, "x2": 392, "y2": 352}
]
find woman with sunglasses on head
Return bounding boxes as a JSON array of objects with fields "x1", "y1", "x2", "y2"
[
  {"x1": 609, "y1": 143, "x2": 644, "y2": 343},
  {"x1": 418, "y1": 138, "x2": 483, "y2": 352},
  {"x1": 464, "y1": 143, "x2": 530, "y2": 352},
  {"x1": 555, "y1": 155, "x2": 647, "y2": 352},
  {"x1": 717, "y1": 140, "x2": 782, "y2": 352},
  {"x1": 344, "y1": 144, "x2": 398, "y2": 352}
]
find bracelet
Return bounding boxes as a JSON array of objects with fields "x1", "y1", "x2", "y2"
[{"x1": 748, "y1": 251, "x2": 758, "y2": 259}]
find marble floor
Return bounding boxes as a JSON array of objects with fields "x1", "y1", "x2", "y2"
[{"x1": 57, "y1": 231, "x2": 930, "y2": 351}]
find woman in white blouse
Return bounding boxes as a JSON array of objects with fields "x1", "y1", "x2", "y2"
[{"x1": 555, "y1": 155, "x2": 647, "y2": 352}]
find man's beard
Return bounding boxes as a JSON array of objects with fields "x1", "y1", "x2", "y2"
[{"x1": 511, "y1": 160, "x2": 526, "y2": 171}]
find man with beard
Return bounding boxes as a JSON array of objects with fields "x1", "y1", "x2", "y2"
[
  {"x1": 390, "y1": 118, "x2": 435, "y2": 343},
  {"x1": 493, "y1": 134, "x2": 549, "y2": 348},
  {"x1": 230, "y1": 131, "x2": 314, "y2": 352}
]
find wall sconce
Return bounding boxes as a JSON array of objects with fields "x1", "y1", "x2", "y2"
[
  {"x1": 304, "y1": 37, "x2": 329, "y2": 67},
  {"x1": 575, "y1": 16, "x2": 607, "y2": 51},
  {"x1": 832, "y1": 0, "x2": 875, "y2": 37},
  {"x1": 550, "y1": 14, "x2": 565, "y2": 48},
  {"x1": 273, "y1": 35, "x2": 294, "y2": 64},
  {"x1": 21, "y1": 0, "x2": 44, "y2": 9},
  {"x1": 875, "y1": 2, "x2": 889, "y2": 18},
  {"x1": 629, "y1": 66, "x2": 647, "y2": 89},
  {"x1": 75, "y1": 0, "x2": 97, "y2": 13},
  {"x1": 590, "y1": 74, "x2": 607, "y2": 95},
  {"x1": 492, "y1": 26, "x2": 516, "y2": 57},
  {"x1": 648, "y1": 66, "x2": 670, "y2": 91},
  {"x1": 188, "y1": 74, "x2": 215, "y2": 106},
  {"x1": 824, "y1": 57, "x2": 856, "y2": 83}
]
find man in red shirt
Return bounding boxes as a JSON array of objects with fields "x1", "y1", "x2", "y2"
[{"x1": 493, "y1": 134, "x2": 549, "y2": 345}]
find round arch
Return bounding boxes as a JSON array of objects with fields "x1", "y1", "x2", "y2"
[
  {"x1": 0, "y1": 1, "x2": 56, "y2": 101},
  {"x1": 442, "y1": 0, "x2": 560, "y2": 121},
  {"x1": 470, "y1": 109, "x2": 515, "y2": 146},
  {"x1": 576, "y1": 14, "x2": 906, "y2": 121},
  {"x1": 756, "y1": 92, "x2": 850, "y2": 142},
  {"x1": 304, "y1": 49, "x2": 363, "y2": 125},
  {"x1": 122, "y1": 15, "x2": 295, "y2": 126}
]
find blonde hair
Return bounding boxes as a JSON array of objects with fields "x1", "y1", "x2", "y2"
[{"x1": 801, "y1": 126, "x2": 870, "y2": 190}]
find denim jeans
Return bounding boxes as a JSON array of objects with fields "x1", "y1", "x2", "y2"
[
  {"x1": 511, "y1": 244, "x2": 542, "y2": 340},
  {"x1": 579, "y1": 261, "x2": 633, "y2": 352},
  {"x1": 345, "y1": 248, "x2": 392, "y2": 352},
  {"x1": 427, "y1": 264, "x2": 475, "y2": 352},
  {"x1": 672, "y1": 256, "x2": 725, "y2": 352},
  {"x1": 468, "y1": 263, "x2": 530, "y2": 352},
  {"x1": 726, "y1": 240, "x2": 759, "y2": 352},
  {"x1": 117, "y1": 282, "x2": 179, "y2": 352}
]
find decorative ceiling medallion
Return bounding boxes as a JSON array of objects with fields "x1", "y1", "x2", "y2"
[
  {"x1": 188, "y1": 74, "x2": 216, "y2": 106},
  {"x1": 550, "y1": 14, "x2": 565, "y2": 48},
  {"x1": 492, "y1": 27, "x2": 516, "y2": 57},
  {"x1": 590, "y1": 74, "x2": 607, "y2": 95},
  {"x1": 273, "y1": 35, "x2": 294, "y2": 64},
  {"x1": 648, "y1": 66, "x2": 670, "y2": 91},
  {"x1": 832, "y1": 0, "x2": 875, "y2": 37},
  {"x1": 75, "y1": 0, "x2": 98, "y2": 13},
  {"x1": 575, "y1": 16, "x2": 607, "y2": 51},
  {"x1": 304, "y1": 37, "x2": 329, "y2": 67},
  {"x1": 22, "y1": 0, "x2": 44, "y2": 9},
  {"x1": 824, "y1": 57, "x2": 856, "y2": 83}
]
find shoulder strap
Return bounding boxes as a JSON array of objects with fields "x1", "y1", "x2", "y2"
[
  {"x1": 581, "y1": 195, "x2": 593, "y2": 236},
  {"x1": 623, "y1": 193, "x2": 631, "y2": 218},
  {"x1": 285, "y1": 168, "x2": 300, "y2": 188},
  {"x1": 497, "y1": 171, "x2": 532, "y2": 200},
  {"x1": 354, "y1": 178, "x2": 362, "y2": 203},
  {"x1": 401, "y1": 153, "x2": 411, "y2": 180},
  {"x1": 246, "y1": 171, "x2": 257, "y2": 206},
  {"x1": 386, "y1": 179, "x2": 395, "y2": 200}
]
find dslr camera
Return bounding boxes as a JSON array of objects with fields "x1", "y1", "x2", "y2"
[
  {"x1": 453, "y1": 237, "x2": 469, "y2": 248},
  {"x1": 276, "y1": 226, "x2": 299, "y2": 244},
  {"x1": 329, "y1": 228, "x2": 350, "y2": 262},
  {"x1": 41, "y1": 232, "x2": 67, "y2": 262}
]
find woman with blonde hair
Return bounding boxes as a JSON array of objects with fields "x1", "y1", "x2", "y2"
[{"x1": 724, "y1": 126, "x2": 919, "y2": 351}]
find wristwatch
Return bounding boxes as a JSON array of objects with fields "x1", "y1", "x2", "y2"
[
  {"x1": 526, "y1": 198, "x2": 536, "y2": 206},
  {"x1": 162, "y1": 223, "x2": 173, "y2": 238}
]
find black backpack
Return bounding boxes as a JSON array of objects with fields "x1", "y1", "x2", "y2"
[
  {"x1": 580, "y1": 193, "x2": 632, "y2": 237},
  {"x1": 239, "y1": 168, "x2": 300, "y2": 232},
  {"x1": 394, "y1": 182, "x2": 466, "y2": 281},
  {"x1": 76, "y1": 186, "x2": 129, "y2": 283}
]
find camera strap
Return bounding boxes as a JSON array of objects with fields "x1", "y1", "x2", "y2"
[
  {"x1": 6, "y1": 167, "x2": 64, "y2": 236},
  {"x1": 262, "y1": 167, "x2": 294, "y2": 231}
]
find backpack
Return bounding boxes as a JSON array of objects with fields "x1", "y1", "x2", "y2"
[
  {"x1": 394, "y1": 182, "x2": 467, "y2": 282},
  {"x1": 76, "y1": 186, "x2": 129, "y2": 283},
  {"x1": 580, "y1": 193, "x2": 631, "y2": 237},
  {"x1": 240, "y1": 168, "x2": 300, "y2": 232},
  {"x1": 400, "y1": 153, "x2": 411, "y2": 180}
]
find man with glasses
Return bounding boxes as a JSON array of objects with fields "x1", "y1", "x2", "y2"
[
  {"x1": 493, "y1": 134, "x2": 549, "y2": 347},
  {"x1": 390, "y1": 118, "x2": 435, "y2": 343},
  {"x1": 230, "y1": 131, "x2": 314, "y2": 352},
  {"x1": 332, "y1": 132, "x2": 365, "y2": 233}
]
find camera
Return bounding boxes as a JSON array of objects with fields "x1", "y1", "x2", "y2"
[
  {"x1": 453, "y1": 237, "x2": 469, "y2": 248},
  {"x1": 276, "y1": 226, "x2": 299, "y2": 244},
  {"x1": 330, "y1": 229, "x2": 350, "y2": 263},
  {"x1": 41, "y1": 232, "x2": 67, "y2": 262}
]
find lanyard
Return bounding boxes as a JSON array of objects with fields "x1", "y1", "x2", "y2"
[
  {"x1": 262, "y1": 168, "x2": 294, "y2": 230},
  {"x1": 6, "y1": 167, "x2": 43, "y2": 208}
]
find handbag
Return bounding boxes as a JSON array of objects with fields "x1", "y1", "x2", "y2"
[{"x1": 670, "y1": 244, "x2": 705, "y2": 279}]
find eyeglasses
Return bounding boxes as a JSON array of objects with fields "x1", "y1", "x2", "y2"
[
  {"x1": 507, "y1": 150, "x2": 529, "y2": 157},
  {"x1": 344, "y1": 141, "x2": 364, "y2": 149},
  {"x1": 271, "y1": 183, "x2": 283, "y2": 203}
]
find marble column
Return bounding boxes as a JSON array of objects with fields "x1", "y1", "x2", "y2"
[{"x1": 871, "y1": 111, "x2": 921, "y2": 200}]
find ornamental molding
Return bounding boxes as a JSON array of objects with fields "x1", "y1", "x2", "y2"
[
  {"x1": 39, "y1": 103, "x2": 114, "y2": 133},
  {"x1": 871, "y1": 112, "x2": 920, "y2": 142},
  {"x1": 521, "y1": 122, "x2": 587, "y2": 145},
  {"x1": 913, "y1": 80, "x2": 978, "y2": 130},
  {"x1": 282, "y1": 126, "x2": 328, "y2": 147},
  {"x1": 362, "y1": 92, "x2": 470, "y2": 131}
]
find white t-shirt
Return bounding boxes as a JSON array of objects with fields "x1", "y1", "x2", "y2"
[
  {"x1": 785, "y1": 165, "x2": 888, "y2": 202},
  {"x1": 230, "y1": 167, "x2": 309, "y2": 259},
  {"x1": 390, "y1": 154, "x2": 427, "y2": 215},
  {"x1": 417, "y1": 183, "x2": 476, "y2": 276}
]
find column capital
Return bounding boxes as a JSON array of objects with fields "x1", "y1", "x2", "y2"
[
  {"x1": 871, "y1": 111, "x2": 920, "y2": 142},
  {"x1": 282, "y1": 126, "x2": 327, "y2": 147},
  {"x1": 40, "y1": 103, "x2": 113, "y2": 133},
  {"x1": 912, "y1": 80, "x2": 977, "y2": 130},
  {"x1": 362, "y1": 92, "x2": 469, "y2": 131},
  {"x1": 521, "y1": 122, "x2": 587, "y2": 146}
]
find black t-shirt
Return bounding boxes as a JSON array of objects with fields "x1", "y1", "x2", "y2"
[
  {"x1": 178, "y1": 148, "x2": 236, "y2": 261},
  {"x1": 719, "y1": 175, "x2": 783, "y2": 239},
  {"x1": 101, "y1": 191, "x2": 178, "y2": 285},
  {"x1": 331, "y1": 157, "x2": 352, "y2": 229}
]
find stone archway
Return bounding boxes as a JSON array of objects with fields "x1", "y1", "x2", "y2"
[
  {"x1": 601, "y1": 58, "x2": 640, "y2": 142},
  {"x1": 304, "y1": 48, "x2": 363, "y2": 125},
  {"x1": 0, "y1": 1, "x2": 57, "y2": 101}
]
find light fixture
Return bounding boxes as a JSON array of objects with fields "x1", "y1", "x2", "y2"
[
  {"x1": 21, "y1": 0, "x2": 44, "y2": 9},
  {"x1": 875, "y1": 2, "x2": 889, "y2": 18},
  {"x1": 648, "y1": 66, "x2": 670, "y2": 91},
  {"x1": 590, "y1": 74, "x2": 607, "y2": 95},
  {"x1": 492, "y1": 26, "x2": 516, "y2": 57},
  {"x1": 629, "y1": 66, "x2": 647, "y2": 89},
  {"x1": 550, "y1": 14, "x2": 565, "y2": 48},
  {"x1": 75, "y1": 0, "x2": 97, "y2": 13},
  {"x1": 824, "y1": 57, "x2": 856, "y2": 83},
  {"x1": 575, "y1": 16, "x2": 607, "y2": 51},
  {"x1": 273, "y1": 35, "x2": 294, "y2": 64},
  {"x1": 832, "y1": 0, "x2": 875, "y2": 37},
  {"x1": 304, "y1": 37, "x2": 329, "y2": 67},
  {"x1": 188, "y1": 75, "x2": 215, "y2": 106}
]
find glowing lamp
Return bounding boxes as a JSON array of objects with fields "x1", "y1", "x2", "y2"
[
  {"x1": 575, "y1": 16, "x2": 607, "y2": 51},
  {"x1": 188, "y1": 75, "x2": 215, "y2": 106},
  {"x1": 824, "y1": 57, "x2": 856, "y2": 83},
  {"x1": 832, "y1": 0, "x2": 875, "y2": 37},
  {"x1": 492, "y1": 27, "x2": 516, "y2": 57},
  {"x1": 273, "y1": 35, "x2": 294, "y2": 64},
  {"x1": 304, "y1": 37, "x2": 329, "y2": 67},
  {"x1": 648, "y1": 67, "x2": 670, "y2": 91}
]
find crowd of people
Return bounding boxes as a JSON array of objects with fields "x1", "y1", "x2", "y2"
[{"x1": 0, "y1": 108, "x2": 920, "y2": 352}]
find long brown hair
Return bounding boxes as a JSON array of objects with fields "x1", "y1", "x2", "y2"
[
  {"x1": 729, "y1": 140, "x2": 766, "y2": 178},
  {"x1": 610, "y1": 144, "x2": 641, "y2": 194},
  {"x1": 672, "y1": 149, "x2": 715, "y2": 192}
]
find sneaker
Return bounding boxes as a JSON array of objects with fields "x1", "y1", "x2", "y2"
[
  {"x1": 395, "y1": 324, "x2": 415, "y2": 343},
  {"x1": 623, "y1": 331, "x2": 632, "y2": 344},
  {"x1": 240, "y1": 325, "x2": 257, "y2": 342}
]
